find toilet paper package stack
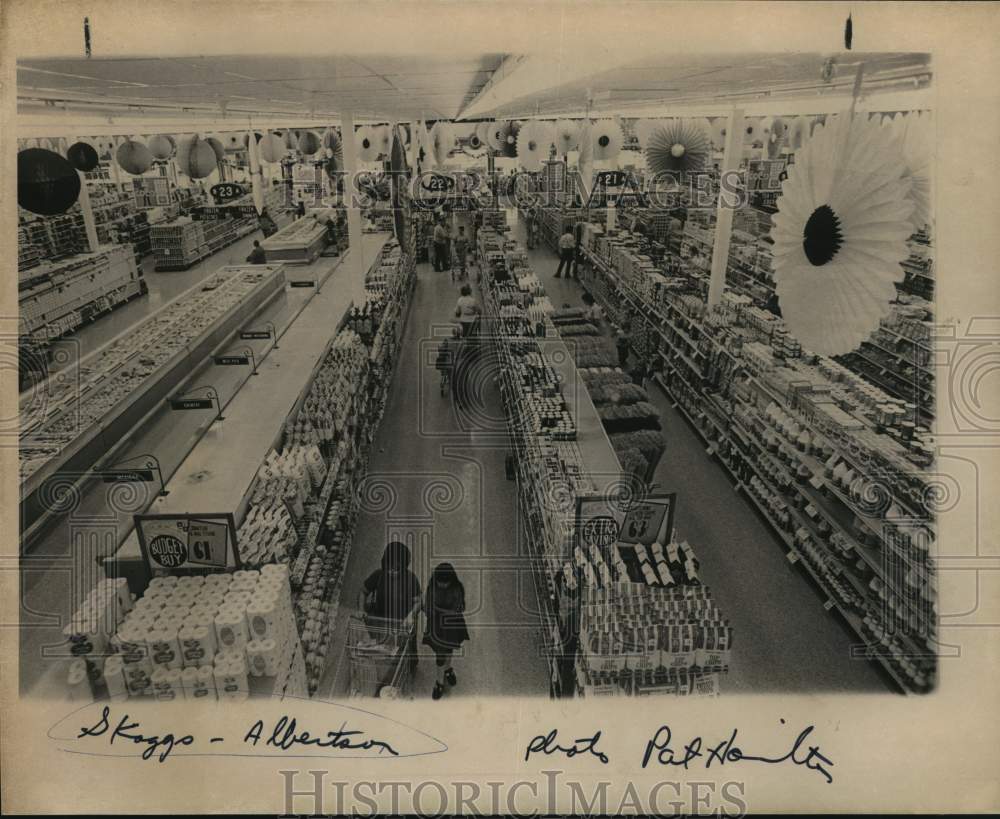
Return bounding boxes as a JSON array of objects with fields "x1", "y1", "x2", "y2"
[{"x1": 103, "y1": 567, "x2": 300, "y2": 700}]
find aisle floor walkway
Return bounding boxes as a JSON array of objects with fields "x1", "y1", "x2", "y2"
[
  {"x1": 516, "y1": 209, "x2": 887, "y2": 694},
  {"x1": 322, "y1": 260, "x2": 551, "y2": 700}
]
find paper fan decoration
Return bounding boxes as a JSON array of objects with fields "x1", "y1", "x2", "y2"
[
  {"x1": 374, "y1": 125, "x2": 392, "y2": 157},
  {"x1": 516, "y1": 121, "x2": 554, "y2": 171},
  {"x1": 356, "y1": 127, "x2": 379, "y2": 162},
  {"x1": 708, "y1": 118, "x2": 729, "y2": 148},
  {"x1": 95, "y1": 136, "x2": 117, "y2": 158},
  {"x1": 786, "y1": 116, "x2": 810, "y2": 152},
  {"x1": 742, "y1": 118, "x2": 763, "y2": 145},
  {"x1": 645, "y1": 120, "x2": 710, "y2": 176},
  {"x1": 554, "y1": 120, "x2": 580, "y2": 154},
  {"x1": 219, "y1": 132, "x2": 243, "y2": 151},
  {"x1": 486, "y1": 122, "x2": 505, "y2": 152},
  {"x1": 116, "y1": 139, "x2": 153, "y2": 174},
  {"x1": 888, "y1": 111, "x2": 932, "y2": 230},
  {"x1": 592, "y1": 120, "x2": 623, "y2": 161},
  {"x1": 495, "y1": 121, "x2": 519, "y2": 158},
  {"x1": 431, "y1": 122, "x2": 456, "y2": 166},
  {"x1": 322, "y1": 128, "x2": 342, "y2": 156},
  {"x1": 297, "y1": 130, "x2": 322, "y2": 156},
  {"x1": 762, "y1": 116, "x2": 790, "y2": 158},
  {"x1": 577, "y1": 121, "x2": 594, "y2": 168},
  {"x1": 467, "y1": 129, "x2": 486, "y2": 153},
  {"x1": 147, "y1": 134, "x2": 176, "y2": 160},
  {"x1": 770, "y1": 113, "x2": 916, "y2": 355}
]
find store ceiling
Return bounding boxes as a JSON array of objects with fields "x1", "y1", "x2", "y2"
[
  {"x1": 17, "y1": 50, "x2": 931, "y2": 129},
  {"x1": 462, "y1": 52, "x2": 932, "y2": 118},
  {"x1": 17, "y1": 54, "x2": 507, "y2": 122}
]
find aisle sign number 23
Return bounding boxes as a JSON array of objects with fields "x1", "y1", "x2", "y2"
[{"x1": 211, "y1": 183, "x2": 246, "y2": 203}]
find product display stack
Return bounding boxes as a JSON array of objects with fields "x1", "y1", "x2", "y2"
[{"x1": 64, "y1": 566, "x2": 308, "y2": 702}]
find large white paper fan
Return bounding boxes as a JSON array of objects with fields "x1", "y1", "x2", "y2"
[
  {"x1": 374, "y1": 125, "x2": 392, "y2": 157},
  {"x1": 517, "y1": 121, "x2": 554, "y2": 171},
  {"x1": 887, "y1": 111, "x2": 932, "y2": 230},
  {"x1": 770, "y1": 114, "x2": 916, "y2": 356},
  {"x1": 555, "y1": 120, "x2": 580, "y2": 154},
  {"x1": 708, "y1": 118, "x2": 728, "y2": 149},
  {"x1": 356, "y1": 127, "x2": 379, "y2": 162},
  {"x1": 431, "y1": 122, "x2": 456, "y2": 166},
  {"x1": 592, "y1": 120, "x2": 623, "y2": 161},
  {"x1": 645, "y1": 120, "x2": 710, "y2": 176},
  {"x1": 486, "y1": 122, "x2": 505, "y2": 152}
]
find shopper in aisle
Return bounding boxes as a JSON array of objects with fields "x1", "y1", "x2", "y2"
[
  {"x1": 433, "y1": 219, "x2": 449, "y2": 272},
  {"x1": 452, "y1": 226, "x2": 469, "y2": 281},
  {"x1": 581, "y1": 291, "x2": 604, "y2": 328},
  {"x1": 454, "y1": 283, "x2": 480, "y2": 338},
  {"x1": 246, "y1": 240, "x2": 266, "y2": 264},
  {"x1": 615, "y1": 323, "x2": 632, "y2": 369},
  {"x1": 295, "y1": 198, "x2": 306, "y2": 220},
  {"x1": 423, "y1": 562, "x2": 470, "y2": 700},
  {"x1": 360, "y1": 541, "x2": 422, "y2": 624},
  {"x1": 554, "y1": 228, "x2": 575, "y2": 278}
]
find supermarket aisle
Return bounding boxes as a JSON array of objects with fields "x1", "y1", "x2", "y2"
[
  {"x1": 513, "y1": 209, "x2": 887, "y2": 694},
  {"x1": 323, "y1": 259, "x2": 551, "y2": 699}
]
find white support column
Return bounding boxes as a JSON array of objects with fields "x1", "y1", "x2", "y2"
[
  {"x1": 340, "y1": 110, "x2": 365, "y2": 275},
  {"x1": 707, "y1": 107, "x2": 744, "y2": 308},
  {"x1": 70, "y1": 136, "x2": 100, "y2": 252}
]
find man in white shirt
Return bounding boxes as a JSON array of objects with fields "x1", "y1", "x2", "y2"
[{"x1": 555, "y1": 229, "x2": 575, "y2": 278}]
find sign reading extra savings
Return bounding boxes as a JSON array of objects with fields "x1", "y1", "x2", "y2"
[{"x1": 134, "y1": 513, "x2": 241, "y2": 574}]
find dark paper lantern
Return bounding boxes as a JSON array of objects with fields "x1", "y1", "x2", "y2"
[
  {"x1": 297, "y1": 130, "x2": 321, "y2": 156},
  {"x1": 116, "y1": 139, "x2": 154, "y2": 174},
  {"x1": 177, "y1": 135, "x2": 218, "y2": 179},
  {"x1": 147, "y1": 134, "x2": 176, "y2": 160},
  {"x1": 67, "y1": 141, "x2": 100, "y2": 172},
  {"x1": 18, "y1": 148, "x2": 82, "y2": 215}
]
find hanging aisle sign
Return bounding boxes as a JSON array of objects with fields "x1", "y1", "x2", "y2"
[
  {"x1": 587, "y1": 169, "x2": 647, "y2": 208},
  {"x1": 170, "y1": 397, "x2": 214, "y2": 410},
  {"x1": 101, "y1": 469, "x2": 155, "y2": 483},
  {"x1": 135, "y1": 513, "x2": 241, "y2": 573},
  {"x1": 210, "y1": 182, "x2": 246, "y2": 203},
  {"x1": 214, "y1": 354, "x2": 250, "y2": 366}
]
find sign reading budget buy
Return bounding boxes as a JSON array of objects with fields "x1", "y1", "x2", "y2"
[{"x1": 135, "y1": 513, "x2": 241, "y2": 575}]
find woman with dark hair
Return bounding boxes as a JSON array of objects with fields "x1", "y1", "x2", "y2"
[
  {"x1": 423, "y1": 563, "x2": 470, "y2": 700},
  {"x1": 360, "y1": 541, "x2": 422, "y2": 625}
]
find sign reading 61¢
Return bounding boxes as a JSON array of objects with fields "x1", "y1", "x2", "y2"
[{"x1": 135, "y1": 513, "x2": 241, "y2": 574}]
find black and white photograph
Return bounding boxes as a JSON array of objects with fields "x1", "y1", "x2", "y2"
[{"x1": 3, "y1": 1, "x2": 999, "y2": 815}]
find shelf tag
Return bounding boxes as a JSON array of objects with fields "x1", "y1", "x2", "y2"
[
  {"x1": 823, "y1": 600, "x2": 835, "y2": 611},
  {"x1": 809, "y1": 476, "x2": 825, "y2": 490},
  {"x1": 786, "y1": 551, "x2": 799, "y2": 564}
]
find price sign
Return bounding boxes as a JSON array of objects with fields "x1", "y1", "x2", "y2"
[
  {"x1": 135, "y1": 513, "x2": 240, "y2": 575},
  {"x1": 240, "y1": 330, "x2": 271, "y2": 340},
  {"x1": 290, "y1": 280, "x2": 315, "y2": 288},
  {"x1": 210, "y1": 182, "x2": 246, "y2": 203},
  {"x1": 619, "y1": 492, "x2": 676, "y2": 546},
  {"x1": 214, "y1": 355, "x2": 250, "y2": 366}
]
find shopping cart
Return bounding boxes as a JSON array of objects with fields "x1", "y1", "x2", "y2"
[{"x1": 346, "y1": 610, "x2": 418, "y2": 698}]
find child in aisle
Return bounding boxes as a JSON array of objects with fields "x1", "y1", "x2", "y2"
[
  {"x1": 423, "y1": 563, "x2": 470, "y2": 700},
  {"x1": 246, "y1": 240, "x2": 266, "y2": 265},
  {"x1": 581, "y1": 291, "x2": 604, "y2": 328}
]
